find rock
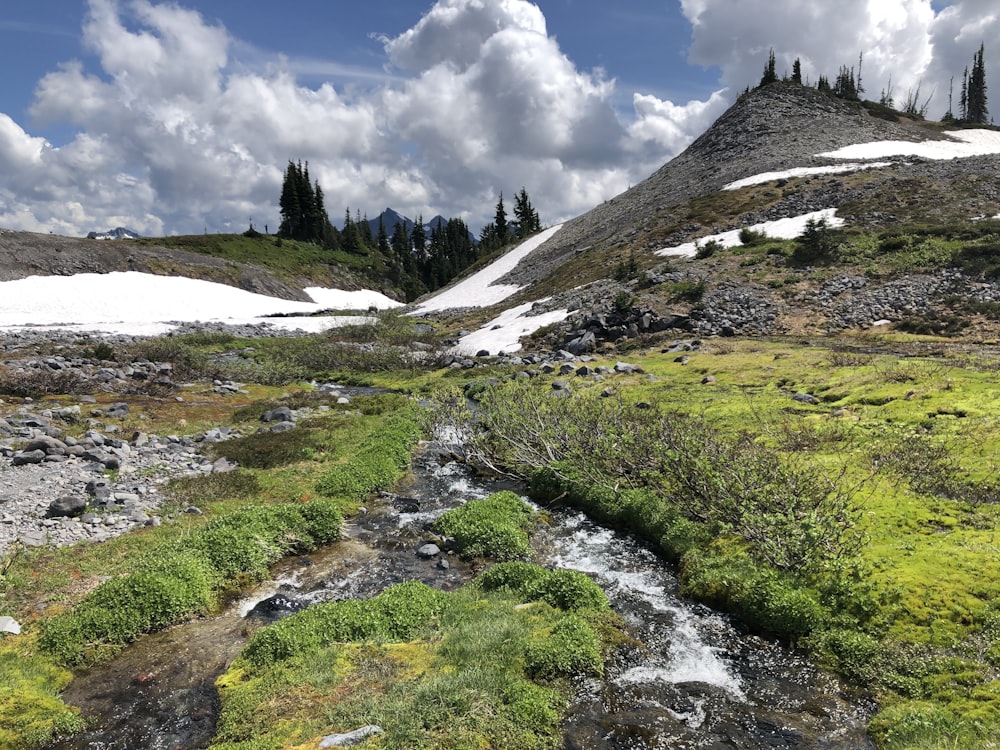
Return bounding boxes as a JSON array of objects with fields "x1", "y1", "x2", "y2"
[
  {"x1": 551, "y1": 380, "x2": 571, "y2": 391},
  {"x1": 12, "y1": 450, "x2": 46, "y2": 466},
  {"x1": 106, "y1": 402, "x2": 129, "y2": 418},
  {"x1": 701, "y1": 375, "x2": 717, "y2": 385},
  {"x1": 25, "y1": 436, "x2": 68, "y2": 455},
  {"x1": 269, "y1": 421, "x2": 296, "y2": 433},
  {"x1": 46, "y1": 496, "x2": 87, "y2": 518},
  {"x1": 0, "y1": 616, "x2": 21, "y2": 635},
  {"x1": 261, "y1": 406, "x2": 294, "y2": 423},
  {"x1": 792, "y1": 392, "x2": 819, "y2": 404},
  {"x1": 319, "y1": 726, "x2": 383, "y2": 748},
  {"x1": 416, "y1": 543, "x2": 441, "y2": 558}
]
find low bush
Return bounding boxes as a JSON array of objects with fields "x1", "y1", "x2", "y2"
[
  {"x1": 0, "y1": 367, "x2": 91, "y2": 398},
  {"x1": 475, "y1": 562, "x2": 609, "y2": 612},
  {"x1": 315, "y1": 406, "x2": 423, "y2": 499},
  {"x1": 433, "y1": 491, "x2": 534, "y2": 561},
  {"x1": 39, "y1": 500, "x2": 343, "y2": 666},
  {"x1": 242, "y1": 581, "x2": 449, "y2": 667},
  {"x1": 525, "y1": 614, "x2": 604, "y2": 680},
  {"x1": 679, "y1": 543, "x2": 826, "y2": 642}
]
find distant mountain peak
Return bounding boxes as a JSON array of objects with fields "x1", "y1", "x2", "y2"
[{"x1": 87, "y1": 227, "x2": 141, "y2": 240}]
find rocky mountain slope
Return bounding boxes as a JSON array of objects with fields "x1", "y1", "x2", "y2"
[{"x1": 508, "y1": 82, "x2": 999, "y2": 291}]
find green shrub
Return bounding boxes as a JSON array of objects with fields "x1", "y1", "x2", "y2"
[
  {"x1": 680, "y1": 544, "x2": 826, "y2": 642},
  {"x1": 39, "y1": 501, "x2": 342, "y2": 666},
  {"x1": 476, "y1": 562, "x2": 609, "y2": 612},
  {"x1": 316, "y1": 407, "x2": 423, "y2": 500},
  {"x1": 525, "y1": 615, "x2": 604, "y2": 680},
  {"x1": 434, "y1": 491, "x2": 534, "y2": 561},
  {"x1": 242, "y1": 581, "x2": 449, "y2": 667}
]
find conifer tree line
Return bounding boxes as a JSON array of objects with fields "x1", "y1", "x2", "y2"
[
  {"x1": 276, "y1": 161, "x2": 544, "y2": 302},
  {"x1": 753, "y1": 44, "x2": 988, "y2": 124}
]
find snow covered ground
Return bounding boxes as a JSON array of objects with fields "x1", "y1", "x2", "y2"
[
  {"x1": 0, "y1": 272, "x2": 399, "y2": 336},
  {"x1": 411, "y1": 225, "x2": 563, "y2": 314},
  {"x1": 451, "y1": 300, "x2": 569, "y2": 356},
  {"x1": 723, "y1": 162, "x2": 893, "y2": 191},
  {"x1": 656, "y1": 209, "x2": 844, "y2": 258},
  {"x1": 725, "y1": 129, "x2": 1000, "y2": 193}
]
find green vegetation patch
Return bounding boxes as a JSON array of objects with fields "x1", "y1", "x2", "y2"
[
  {"x1": 433, "y1": 491, "x2": 535, "y2": 561},
  {"x1": 38, "y1": 501, "x2": 343, "y2": 666},
  {"x1": 315, "y1": 405, "x2": 424, "y2": 500},
  {"x1": 214, "y1": 570, "x2": 613, "y2": 749}
]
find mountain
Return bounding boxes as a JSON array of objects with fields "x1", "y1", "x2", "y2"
[
  {"x1": 86, "y1": 227, "x2": 142, "y2": 240},
  {"x1": 424, "y1": 81, "x2": 1000, "y2": 343},
  {"x1": 367, "y1": 208, "x2": 413, "y2": 238},
  {"x1": 366, "y1": 209, "x2": 477, "y2": 243},
  {"x1": 502, "y1": 82, "x2": 1000, "y2": 294}
]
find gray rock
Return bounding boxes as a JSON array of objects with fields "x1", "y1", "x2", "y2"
[
  {"x1": 262, "y1": 406, "x2": 294, "y2": 423},
  {"x1": 792, "y1": 392, "x2": 819, "y2": 404},
  {"x1": 12, "y1": 450, "x2": 46, "y2": 466},
  {"x1": 319, "y1": 726, "x2": 383, "y2": 748},
  {"x1": 269, "y1": 421, "x2": 296, "y2": 433},
  {"x1": 416, "y1": 543, "x2": 441, "y2": 558}
]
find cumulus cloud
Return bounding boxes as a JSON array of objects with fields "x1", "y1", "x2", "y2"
[
  {"x1": 0, "y1": 0, "x2": 727, "y2": 238},
  {"x1": 0, "y1": 0, "x2": 991, "y2": 240},
  {"x1": 681, "y1": 0, "x2": 993, "y2": 121}
]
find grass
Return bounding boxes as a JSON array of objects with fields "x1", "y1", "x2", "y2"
[
  {"x1": 6, "y1": 329, "x2": 1000, "y2": 749},
  {"x1": 213, "y1": 571, "x2": 616, "y2": 750}
]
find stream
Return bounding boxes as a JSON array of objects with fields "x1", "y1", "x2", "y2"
[{"x1": 46, "y1": 436, "x2": 874, "y2": 750}]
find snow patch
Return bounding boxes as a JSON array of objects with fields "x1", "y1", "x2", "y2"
[
  {"x1": 818, "y1": 129, "x2": 1000, "y2": 161},
  {"x1": 452, "y1": 299, "x2": 569, "y2": 355},
  {"x1": 656, "y1": 209, "x2": 844, "y2": 258},
  {"x1": 412, "y1": 225, "x2": 563, "y2": 314},
  {"x1": 723, "y1": 162, "x2": 893, "y2": 191},
  {"x1": 0, "y1": 271, "x2": 395, "y2": 335}
]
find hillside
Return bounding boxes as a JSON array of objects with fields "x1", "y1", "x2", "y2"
[
  {"x1": 0, "y1": 230, "x2": 392, "y2": 304},
  {"x1": 419, "y1": 82, "x2": 1000, "y2": 349}
]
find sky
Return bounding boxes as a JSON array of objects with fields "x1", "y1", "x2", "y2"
[{"x1": 0, "y1": 0, "x2": 995, "y2": 240}]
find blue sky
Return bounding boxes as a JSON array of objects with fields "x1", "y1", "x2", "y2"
[{"x1": 0, "y1": 1, "x2": 992, "y2": 237}]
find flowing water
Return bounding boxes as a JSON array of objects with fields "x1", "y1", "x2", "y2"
[{"x1": 46, "y1": 438, "x2": 874, "y2": 749}]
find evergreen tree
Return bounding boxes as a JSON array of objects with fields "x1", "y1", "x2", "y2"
[
  {"x1": 791, "y1": 58, "x2": 802, "y2": 85},
  {"x1": 277, "y1": 160, "x2": 337, "y2": 248},
  {"x1": 494, "y1": 192, "x2": 509, "y2": 245},
  {"x1": 759, "y1": 48, "x2": 778, "y2": 87},
  {"x1": 817, "y1": 75, "x2": 831, "y2": 93},
  {"x1": 411, "y1": 215, "x2": 427, "y2": 259},
  {"x1": 967, "y1": 43, "x2": 989, "y2": 124},
  {"x1": 377, "y1": 216, "x2": 390, "y2": 256},
  {"x1": 833, "y1": 65, "x2": 858, "y2": 100},
  {"x1": 513, "y1": 187, "x2": 541, "y2": 238}
]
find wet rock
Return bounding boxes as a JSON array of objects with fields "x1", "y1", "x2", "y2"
[
  {"x1": 417, "y1": 543, "x2": 441, "y2": 558},
  {"x1": 247, "y1": 594, "x2": 304, "y2": 622}
]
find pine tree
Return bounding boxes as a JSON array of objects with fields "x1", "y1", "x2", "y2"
[
  {"x1": 791, "y1": 58, "x2": 802, "y2": 85},
  {"x1": 817, "y1": 75, "x2": 831, "y2": 93},
  {"x1": 411, "y1": 215, "x2": 427, "y2": 259},
  {"x1": 759, "y1": 48, "x2": 778, "y2": 87},
  {"x1": 494, "y1": 193, "x2": 509, "y2": 245},
  {"x1": 513, "y1": 187, "x2": 540, "y2": 238},
  {"x1": 960, "y1": 66, "x2": 969, "y2": 121},
  {"x1": 967, "y1": 43, "x2": 989, "y2": 124}
]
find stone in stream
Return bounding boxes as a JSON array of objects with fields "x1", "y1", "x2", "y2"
[{"x1": 416, "y1": 543, "x2": 441, "y2": 558}]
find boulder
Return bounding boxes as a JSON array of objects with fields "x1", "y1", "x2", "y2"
[
  {"x1": 46, "y1": 495, "x2": 87, "y2": 519},
  {"x1": 261, "y1": 406, "x2": 294, "y2": 423},
  {"x1": 12, "y1": 450, "x2": 46, "y2": 466}
]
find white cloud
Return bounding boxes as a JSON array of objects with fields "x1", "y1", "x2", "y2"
[
  {"x1": 0, "y1": 0, "x2": 722, "y2": 238},
  {"x1": 1, "y1": 0, "x2": 991, "y2": 242}
]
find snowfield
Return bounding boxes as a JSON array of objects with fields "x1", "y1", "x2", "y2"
[
  {"x1": 723, "y1": 162, "x2": 893, "y2": 191},
  {"x1": 818, "y1": 129, "x2": 1000, "y2": 160},
  {"x1": 412, "y1": 224, "x2": 563, "y2": 314},
  {"x1": 0, "y1": 272, "x2": 398, "y2": 335},
  {"x1": 451, "y1": 300, "x2": 569, "y2": 356},
  {"x1": 656, "y1": 209, "x2": 845, "y2": 258}
]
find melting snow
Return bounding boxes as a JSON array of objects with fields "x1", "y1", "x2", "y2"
[
  {"x1": 452, "y1": 299, "x2": 569, "y2": 355},
  {"x1": 656, "y1": 208, "x2": 844, "y2": 258},
  {"x1": 818, "y1": 128, "x2": 1000, "y2": 160},
  {"x1": 0, "y1": 271, "x2": 398, "y2": 335},
  {"x1": 412, "y1": 225, "x2": 563, "y2": 313},
  {"x1": 723, "y1": 162, "x2": 893, "y2": 191}
]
